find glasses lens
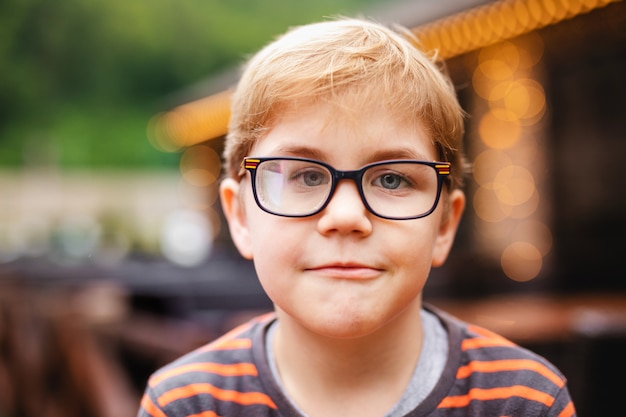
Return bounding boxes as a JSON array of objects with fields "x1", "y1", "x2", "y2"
[
  {"x1": 362, "y1": 162, "x2": 439, "y2": 219},
  {"x1": 255, "y1": 159, "x2": 332, "y2": 216}
]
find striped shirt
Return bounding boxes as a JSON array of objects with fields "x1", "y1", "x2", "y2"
[{"x1": 137, "y1": 306, "x2": 577, "y2": 417}]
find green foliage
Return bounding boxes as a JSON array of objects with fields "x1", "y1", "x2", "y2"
[{"x1": 0, "y1": 0, "x2": 379, "y2": 169}]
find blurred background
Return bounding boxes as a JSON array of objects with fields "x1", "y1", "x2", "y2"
[{"x1": 1, "y1": 0, "x2": 625, "y2": 416}]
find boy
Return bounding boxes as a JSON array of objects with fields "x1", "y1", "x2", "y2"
[{"x1": 137, "y1": 17, "x2": 576, "y2": 417}]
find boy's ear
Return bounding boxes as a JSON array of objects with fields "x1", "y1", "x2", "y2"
[
  {"x1": 219, "y1": 178, "x2": 254, "y2": 260},
  {"x1": 432, "y1": 189, "x2": 465, "y2": 267}
]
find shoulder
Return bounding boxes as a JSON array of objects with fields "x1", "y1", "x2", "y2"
[
  {"x1": 138, "y1": 312, "x2": 279, "y2": 417},
  {"x1": 153, "y1": 311, "x2": 274, "y2": 378},
  {"x1": 434, "y1": 306, "x2": 566, "y2": 379},
  {"x1": 425, "y1": 306, "x2": 577, "y2": 416}
]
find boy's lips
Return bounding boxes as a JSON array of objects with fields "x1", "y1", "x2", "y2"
[{"x1": 305, "y1": 263, "x2": 383, "y2": 279}]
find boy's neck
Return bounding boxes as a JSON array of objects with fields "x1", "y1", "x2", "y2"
[{"x1": 271, "y1": 300, "x2": 424, "y2": 417}]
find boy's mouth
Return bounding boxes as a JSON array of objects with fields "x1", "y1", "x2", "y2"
[{"x1": 305, "y1": 263, "x2": 382, "y2": 280}]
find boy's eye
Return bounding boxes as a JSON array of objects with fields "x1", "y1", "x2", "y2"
[
  {"x1": 291, "y1": 168, "x2": 329, "y2": 187},
  {"x1": 372, "y1": 172, "x2": 412, "y2": 190},
  {"x1": 378, "y1": 173, "x2": 403, "y2": 189}
]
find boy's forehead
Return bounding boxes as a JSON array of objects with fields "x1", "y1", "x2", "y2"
[
  {"x1": 277, "y1": 94, "x2": 417, "y2": 132},
  {"x1": 252, "y1": 99, "x2": 437, "y2": 162}
]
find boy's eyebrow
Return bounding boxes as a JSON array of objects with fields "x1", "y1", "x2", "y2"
[
  {"x1": 269, "y1": 145, "x2": 326, "y2": 160},
  {"x1": 367, "y1": 148, "x2": 434, "y2": 162},
  {"x1": 267, "y1": 145, "x2": 433, "y2": 163}
]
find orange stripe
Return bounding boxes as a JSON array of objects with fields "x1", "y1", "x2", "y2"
[
  {"x1": 468, "y1": 325, "x2": 518, "y2": 344},
  {"x1": 462, "y1": 324, "x2": 516, "y2": 350},
  {"x1": 197, "y1": 323, "x2": 255, "y2": 353},
  {"x1": 188, "y1": 412, "x2": 220, "y2": 417},
  {"x1": 462, "y1": 337, "x2": 516, "y2": 350},
  {"x1": 220, "y1": 312, "x2": 274, "y2": 340},
  {"x1": 438, "y1": 385, "x2": 555, "y2": 408},
  {"x1": 557, "y1": 401, "x2": 576, "y2": 417},
  {"x1": 149, "y1": 362, "x2": 258, "y2": 387},
  {"x1": 140, "y1": 394, "x2": 168, "y2": 417},
  {"x1": 157, "y1": 383, "x2": 277, "y2": 409},
  {"x1": 198, "y1": 312, "x2": 275, "y2": 353},
  {"x1": 456, "y1": 359, "x2": 565, "y2": 388},
  {"x1": 203, "y1": 338, "x2": 253, "y2": 351}
]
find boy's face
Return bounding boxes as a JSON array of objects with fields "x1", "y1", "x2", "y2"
[{"x1": 220, "y1": 100, "x2": 465, "y2": 339}]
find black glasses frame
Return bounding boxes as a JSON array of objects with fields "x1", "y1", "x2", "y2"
[{"x1": 242, "y1": 156, "x2": 451, "y2": 220}]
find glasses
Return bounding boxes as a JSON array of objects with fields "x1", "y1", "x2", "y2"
[{"x1": 241, "y1": 157, "x2": 451, "y2": 220}]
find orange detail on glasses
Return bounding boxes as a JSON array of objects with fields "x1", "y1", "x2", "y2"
[
  {"x1": 243, "y1": 159, "x2": 260, "y2": 169},
  {"x1": 435, "y1": 163, "x2": 451, "y2": 175}
]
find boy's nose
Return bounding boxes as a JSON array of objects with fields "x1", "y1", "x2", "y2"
[{"x1": 316, "y1": 181, "x2": 373, "y2": 235}]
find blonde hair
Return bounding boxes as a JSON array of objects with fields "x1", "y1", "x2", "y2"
[{"x1": 223, "y1": 17, "x2": 468, "y2": 190}]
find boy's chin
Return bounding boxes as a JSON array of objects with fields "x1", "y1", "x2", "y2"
[{"x1": 298, "y1": 310, "x2": 410, "y2": 341}]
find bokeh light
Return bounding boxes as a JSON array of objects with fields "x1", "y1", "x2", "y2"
[
  {"x1": 160, "y1": 209, "x2": 213, "y2": 267},
  {"x1": 493, "y1": 165, "x2": 536, "y2": 206},
  {"x1": 180, "y1": 145, "x2": 222, "y2": 187},
  {"x1": 147, "y1": 90, "x2": 231, "y2": 152},
  {"x1": 473, "y1": 186, "x2": 513, "y2": 223},
  {"x1": 508, "y1": 189, "x2": 540, "y2": 219},
  {"x1": 511, "y1": 220, "x2": 553, "y2": 255},
  {"x1": 479, "y1": 110, "x2": 522, "y2": 149},
  {"x1": 501, "y1": 241, "x2": 543, "y2": 281},
  {"x1": 472, "y1": 149, "x2": 513, "y2": 186},
  {"x1": 469, "y1": 33, "x2": 551, "y2": 281}
]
